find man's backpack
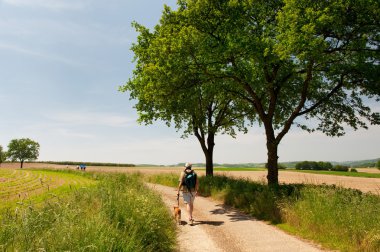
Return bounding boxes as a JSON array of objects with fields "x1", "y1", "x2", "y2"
[{"x1": 183, "y1": 169, "x2": 197, "y2": 192}]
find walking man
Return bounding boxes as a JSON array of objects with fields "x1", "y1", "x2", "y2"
[{"x1": 177, "y1": 162, "x2": 199, "y2": 225}]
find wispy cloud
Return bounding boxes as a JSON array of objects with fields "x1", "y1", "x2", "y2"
[
  {"x1": 53, "y1": 128, "x2": 95, "y2": 139},
  {"x1": 0, "y1": 43, "x2": 82, "y2": 66},
  {"x1": 46, "y1": 111, "x2": 137, "y2": 127},
  {"x1": 1, "y1": 0, "x2": 88, "y2": 10}
]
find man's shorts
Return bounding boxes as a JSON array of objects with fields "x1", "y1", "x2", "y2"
[{"x1": 183, "y1": 191, "x2": 195, "y2": 204}]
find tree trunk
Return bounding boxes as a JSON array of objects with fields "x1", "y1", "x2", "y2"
[
  {"x1": 193, "y1": 128, "x2": 215, "y2": 177},
  {"x1": 204, "y1": 148, "x2": 214, "y2": 176},
  {"x1": 266, "y1": 137, "x2": 279, "y2": 186},
  {"x1": 205, "y1": 133, "x2": 215, "y2": 176},
  {"x1": 20, "y1": 160, "x2": 24, "y2": 168}
]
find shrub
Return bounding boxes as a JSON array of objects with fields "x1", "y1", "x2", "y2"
[
  {"x1": 350, "y1": 168, "x2": 358, "y2": 172},
  {"x1": 331, "y1": 165, "x2": 349, "y2": 172},
  {"x1": 296, "y1": 161, "x2": 332, "y2": 170},
  {"x1": 278, "y1": 163, "x2": 287, "y2": 169}
]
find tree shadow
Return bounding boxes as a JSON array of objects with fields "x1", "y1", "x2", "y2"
[
  {"x1": 209, "y1": 204, "x2": 254, "y2": 222},
  {"x1": 191, "y1": 220, "x2": 224, "y2": 226}
]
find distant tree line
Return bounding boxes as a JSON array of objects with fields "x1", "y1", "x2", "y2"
[
  {"x1": 296, "y1": 161, "x2": 350, "y2": 171},
  {"x1": 33, "y1": 161, "x2": 136, "y2": 167}
]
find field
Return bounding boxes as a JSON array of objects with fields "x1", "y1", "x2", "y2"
[{"x1": 0, "y1": 168, "x2": 95, "y2": 207}]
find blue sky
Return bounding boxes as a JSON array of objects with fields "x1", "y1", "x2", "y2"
[{"x1": 0, "y1": 0, "x2": 379, "y2": 165}]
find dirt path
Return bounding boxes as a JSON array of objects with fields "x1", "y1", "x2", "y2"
[{"x1": 147, "y1": 183, "x2": 326, "y2": 252}]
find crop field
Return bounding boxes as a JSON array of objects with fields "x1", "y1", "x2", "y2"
[{"x1": 0, "y1": 168, "x2": 96, "y2": 207}]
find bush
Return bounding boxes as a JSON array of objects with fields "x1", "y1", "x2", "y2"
[
  {"x1": 350, "y1": 168, "x2": 358, "y2": 172},
  {"x1": 296, "y1": 161, "x2": 332, "y2": 170},
  {"x1": 278, "y1": 163, "x2": 287, "y2": 169},
  {"x1": 331, "y1": 165, "x2": 349, "y2": 172}
]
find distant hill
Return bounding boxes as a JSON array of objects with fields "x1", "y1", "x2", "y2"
[{"x1": 330, "y1": 158, "x2": 380, "y2": 168}]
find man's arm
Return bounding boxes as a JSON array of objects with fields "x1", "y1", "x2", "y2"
[
  {"x1": 195, "y1": 173, "x2": 199, "y2": 195},
  {"x1": 177, "y1": 172, "x2": 183, "y2": 195}
]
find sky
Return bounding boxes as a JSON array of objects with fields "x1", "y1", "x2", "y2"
[{"x1": 0, "y1": 0, "x2": 379, "y2": 165}]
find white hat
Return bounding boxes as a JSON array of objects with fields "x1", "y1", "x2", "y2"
[{"x1": 184, "y1": 162, "x2": 192, "y2": 169}]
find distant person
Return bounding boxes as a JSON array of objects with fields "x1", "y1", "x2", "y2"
[{"x1": 177, "y1": 162, "x2": 199, "y2": 225}]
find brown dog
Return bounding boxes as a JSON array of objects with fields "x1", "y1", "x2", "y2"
[{"x1": 174, "y1": 206, "x2": 181, "y2": 225}]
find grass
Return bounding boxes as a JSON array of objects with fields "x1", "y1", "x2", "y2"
[
  {"x1": 0, "y1": 168, "x2": 96, "y2": 209},
  {"x1": 0, "y1": 170, "x2": 176, "y2": 251},
  {"x1": 286, "y1": 169, "x2": 380, "y2": 178},
  {"x1": 146, "y1": 173, "x2": 380, "y2": 252}
]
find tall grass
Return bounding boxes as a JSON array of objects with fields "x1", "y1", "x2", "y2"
[
  {"x1": 282, "y1": 186, "x2": 380, "y2": 251},
  {"x1": 0, "y1": 172, "x2": 176, "y2": 251},
  {"x1": 147, "y1": 173, "x2": 380, "y2": 251}
]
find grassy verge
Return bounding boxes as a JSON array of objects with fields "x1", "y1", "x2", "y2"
[
  {"x1": 147, "y1": 174, "x2": 380, "y2": 251},
  {"x1": 285, "y1": 169, "x2": 380, "y2": 178},
  {"x1": 0, "y1": 170, "x2": 176, "y2": 251}
]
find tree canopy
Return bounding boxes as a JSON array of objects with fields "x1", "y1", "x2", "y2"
[
  {"x1": 7, "y1": 138, "x2": 40, "y2": 168},
  {"x1": 122, "y1": 22, "x2": 252, "y2": 176},
  {"x1": 124, "y1": 0, "x2": 379, "y2": 184}
]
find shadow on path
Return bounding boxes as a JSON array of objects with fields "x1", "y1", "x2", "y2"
[
  {"x1": 210, "y1": 204, "x2": 254, "y2": 222},
  {"x1": 190, "y1": 220, "x2": 224, "y2": 226}
]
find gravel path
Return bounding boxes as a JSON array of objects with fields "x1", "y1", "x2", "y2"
[{"x1": 147, "y1": 183, "x2": 326, "y2": 252}]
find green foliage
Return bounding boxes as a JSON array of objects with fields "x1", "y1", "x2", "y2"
[
  {"x1": 350, "y1": 168, "x2": 358, "y2": 173},
  {"x1": 7, "y1": 138, "x2": 40, "y2": 168},
  {"x1": 124, "y1": 0, "x2": 380, "y2": 184},
  {"x1": 331, "y1": 165, "x2": 349, "y2": 172},
  {"x1": 377, "y1": 160, "x2": 380, "y2": 169},
  {"x1": 0, "y1": 145, "x2": 6, "y2": 165},
  {"x1": 295, "y1": 161, "x2": 332, "y2": 170},
  {"x1": 122, "y1": 8, "x2": 253, "y2": 175},
  {"x1": 0, "y1": 172, "x2": 176, "y2": 251}
]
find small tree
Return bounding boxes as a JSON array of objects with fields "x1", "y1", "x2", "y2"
[
  {"x1": 0, "y1": 145, "x2": 6, "y2": 167},
  {"x1": 377, "y1": 160, "x2": 380, "y2": 170},
  {"x1": 7, "y1": 138, "x2": 40, "y2": 168}
]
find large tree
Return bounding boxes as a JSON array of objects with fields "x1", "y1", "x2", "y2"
[
  {"x1": 132, "y1": 0, "x2": 379, "y2": 185},
  {"x1": 122, "y1": 22, "x2": 251, "y2": 176},
  {"x1": 7, "y1": 138, "x2": 40, "y2": 168}
]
